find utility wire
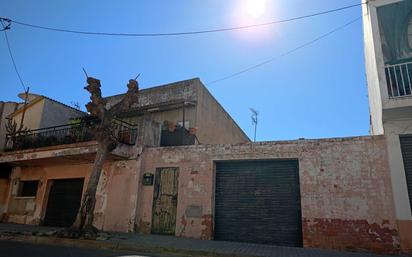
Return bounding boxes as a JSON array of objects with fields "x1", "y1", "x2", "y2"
[
  {"x1": 0, "y1": 3, "x2": 364, "y2": 37},
  {"x1": 1, "y1": 19, "x2": 26, "y2": 92},
  {"x1": 206, "y1": 16, "x2": 362, "y2": 85}
]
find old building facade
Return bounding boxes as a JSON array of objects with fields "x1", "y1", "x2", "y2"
[
  {"x1": 105, "y1": 78, "x2": 250, "y2": 145},
  {"x1": 363, "y1": 0, "x2": 412, "y2": 252},
  {"x1": 0, "y1": 15, "x2": 411, "y2": 253},
  {"x1": 0, "y1": 135, "x2": 400, "y2": 253},
  {"x1": 0, "y1": 78, "x2": 404, "y2": 254},
  {"x1": 0, "y1": 78, "x2": 249, "y2": 231}
]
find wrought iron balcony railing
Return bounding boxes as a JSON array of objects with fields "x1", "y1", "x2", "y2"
[
  {"x1": 385, "y1": 61, "x2": 412, "y2": 98},
  {"x1": 3, "y1": 118, "x2": 137, "y2": 152}
]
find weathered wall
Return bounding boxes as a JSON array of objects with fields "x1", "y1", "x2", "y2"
[
  {"x1": 0, "y1": 134, "x2": 400, "y2": 253},
  {"x1": 195, "y1": 80, "x2": 250, "y2": 144},
  {"x1": 137, "y1": 146, "x2": 213, "y2": 238},
  {"x1": 106, "y1": 78, "x2": 198, "y2": 110},
  {"x1": 2, "y1": 160, "x2": 139, "y2": 232},
  {"x1": 363, "y1": 1, "x2": 412, "y2": 253},
  {"x1": 107, "y1": 78, "x2": 249, "y2": 145},
  {"x1": 39, "y1": 98, "x2": 85, "y2": 128},
  {"x1": 137, "y1": 136, "x2": 399, "y2": 253},
  {"x1": 93, "y1": 159, "x2": 140, "y2": 232},
  {"x1": 4, "y1": 164, "x2": 92, "y2": 225}
]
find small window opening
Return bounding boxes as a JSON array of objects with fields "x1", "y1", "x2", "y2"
[
  {"x1": 18, "y1": 180, "x2": 39, "y2": 197},
  {"x1": 0, "y1": 164, "x2": 12, "y2": 179}
]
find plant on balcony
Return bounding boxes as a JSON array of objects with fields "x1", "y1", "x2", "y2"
[
  {"x1": 14, "y1": 133, "x2": 32, "y2": 150},
  {"x1": 4, "y1": 118, "x2": 29, "y2": 151},
  {"x1": 43, "y1": 135, "x2": 59, "y2": 147},
  {"x1": 67, "y1": 117, "x2": 97, "y2": 143},
  {"x1": 189, "y1": 127, "x2": 197, "y2": 135},
  {"x1": 32, "y1": 134, "x2": 46, "y2": 148},
  {"x1": 67, "y1": 76, "x2": 139, "y2": 238}
]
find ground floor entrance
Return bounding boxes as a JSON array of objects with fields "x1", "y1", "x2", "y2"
[
  {"x1": 151, "y1": 167, "x2": 179, "y2": 235},
  {"x1": 214, "y1": 159, "x2": 302, "y2": 247},
  {"x1": 43, "y1": 178, "x2": 84, "y2": 227}
]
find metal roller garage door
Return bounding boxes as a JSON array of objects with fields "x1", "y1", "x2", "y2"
[
  {"x1": 43, "y1": 178, "x2": 84, "y2": 227},
  {"x1": 400, "y1": 135, "x2": 412, "y2": 211},
  {"x1": 214, "y1": 160, "x2": 302, "y2": 247}
]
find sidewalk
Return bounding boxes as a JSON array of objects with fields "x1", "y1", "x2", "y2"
[{"x1": 0, "y1": 223, "x2": 407, "y2": 257}]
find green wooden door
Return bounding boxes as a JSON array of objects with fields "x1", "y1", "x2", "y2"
[{"x1": 151, "y1": 167, "x2": 179, "y2": 235}]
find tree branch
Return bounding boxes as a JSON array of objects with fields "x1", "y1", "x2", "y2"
[
  {"x1": 84, "y1": 77, "x2": 107, "y2": 120},
  {"x1": 108, "y1": 79, "x2": 139, "y2": 116}
]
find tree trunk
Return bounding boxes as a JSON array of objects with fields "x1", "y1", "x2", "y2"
[
  {"x1": 73, "y1": 139, "x2": 110, "y2": 231},
  {"x1": 67, "y1": 77, "x2": 139, "y2": 237}
]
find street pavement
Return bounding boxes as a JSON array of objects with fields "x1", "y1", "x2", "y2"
[
  {"x1": 0, "y1": 224, "x2": 411, "y2": 257},
  {"x1": 0, "y1": 240, "x2": 161, "y2": 257},
  {"x1": 1, "y1": 240, "x2": 410, "y2": 257}
]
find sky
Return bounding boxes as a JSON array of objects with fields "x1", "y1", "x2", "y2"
[{"x1": 0, "y1": 0, "x2": 368, "y2": 141}]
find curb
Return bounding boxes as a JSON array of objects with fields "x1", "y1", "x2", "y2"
[{"x1": 0, "y1": 234, "x2": 256, "y2": 257}]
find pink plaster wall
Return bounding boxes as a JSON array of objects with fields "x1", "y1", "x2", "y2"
[
  {"x1": 6, "y1": 163, "x2": 92, "y2": 225},
  {"x1": 94, "y1": 160, "x2": 140, "y2": 232},
  {"x1": 2, "y1": 135, "x2": 399, "y2": 253},
  {"x1": 4, "y1": 160, "x2": 140, "y2": 233},
  {"x1": 137, "y1": 148, "x2": 213, "y2": 238},
  {"x1": 137, "y1": 136, "x2": 399, "y2": 253}
]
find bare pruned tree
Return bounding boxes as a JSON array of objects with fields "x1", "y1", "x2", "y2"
[{"x1": 71, "y1": 76, "x2": 139, "y2": 236}]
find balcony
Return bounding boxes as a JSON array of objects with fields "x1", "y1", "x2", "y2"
[
  {"x1": 3, "y1": 118, "x2": 138, "y2": 152},
  {"x1": 385, "y1": 61, "x2": 412, "y2": 98}
]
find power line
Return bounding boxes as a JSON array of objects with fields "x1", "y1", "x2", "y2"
[
  {"x1": 1, "y1": 19, "x2": 26, "y2": 92},
  {"x1": 0, "y1": 18, "x2": 11, "y2": 31},
  {"x1": 1, "y1": 2, "x2": 364, "y2": 37},
  {"x1": 206, "y1": 16, "x2": 362, "y2": 86}
]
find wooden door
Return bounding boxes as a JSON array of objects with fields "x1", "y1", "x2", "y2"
[{"x1": 151, "y1": 167, "x2": 179, "y2": 235}]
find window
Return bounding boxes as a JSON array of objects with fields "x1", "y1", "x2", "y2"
[
  {"x1": 18, "y1": 180, "x2": 39, "y2": 197},
  {"x1": 0, "y1": 164, "x2": 12, "y2": 179}
]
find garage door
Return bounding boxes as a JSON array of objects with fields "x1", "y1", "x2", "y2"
[
  {"x1": 214, "y1": 160, "x2": 302, "y2": 247},
  {"x1": 400, "y1": 135, "x2": 412, "y2": 211},
  {"x1": 43, "y1": 178, "x2": 84, "y2": 227}
]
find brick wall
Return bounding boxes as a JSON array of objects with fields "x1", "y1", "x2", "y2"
[
  {"x1": 1, "y1": 134, "x2": 399, "y2": 253},
  {"x1": 138, "y1": 136, "x2": 399, "y2": 254}
]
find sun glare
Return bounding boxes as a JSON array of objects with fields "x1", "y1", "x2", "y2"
[
  {"x1": 245, "y1": 0, "x2": 267, "y2": 18},
  {"x1": 230, "y1": 0, "x2": 277, "y2": 42}
]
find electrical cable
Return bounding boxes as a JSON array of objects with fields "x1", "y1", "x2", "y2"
[
  {"x1": 206, "y1": 16, "x2": 362, "y2": 85},
  {"x1": 0, "y1": 2, "x2": 364, "y2": 37},
  {"x1": 1, "y1": 19, "x2": 26, "y2": 92}
]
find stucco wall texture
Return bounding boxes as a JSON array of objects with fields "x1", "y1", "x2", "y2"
[
  {"x1": 1, "y1": 135, "x2": 400, "y2": 254},
  {"x1": 139, "y1": 136, "x2": 399, "y2": 254},
  {"x1": 4, "y1": 160, "x2": 140, "y2": 233}
]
